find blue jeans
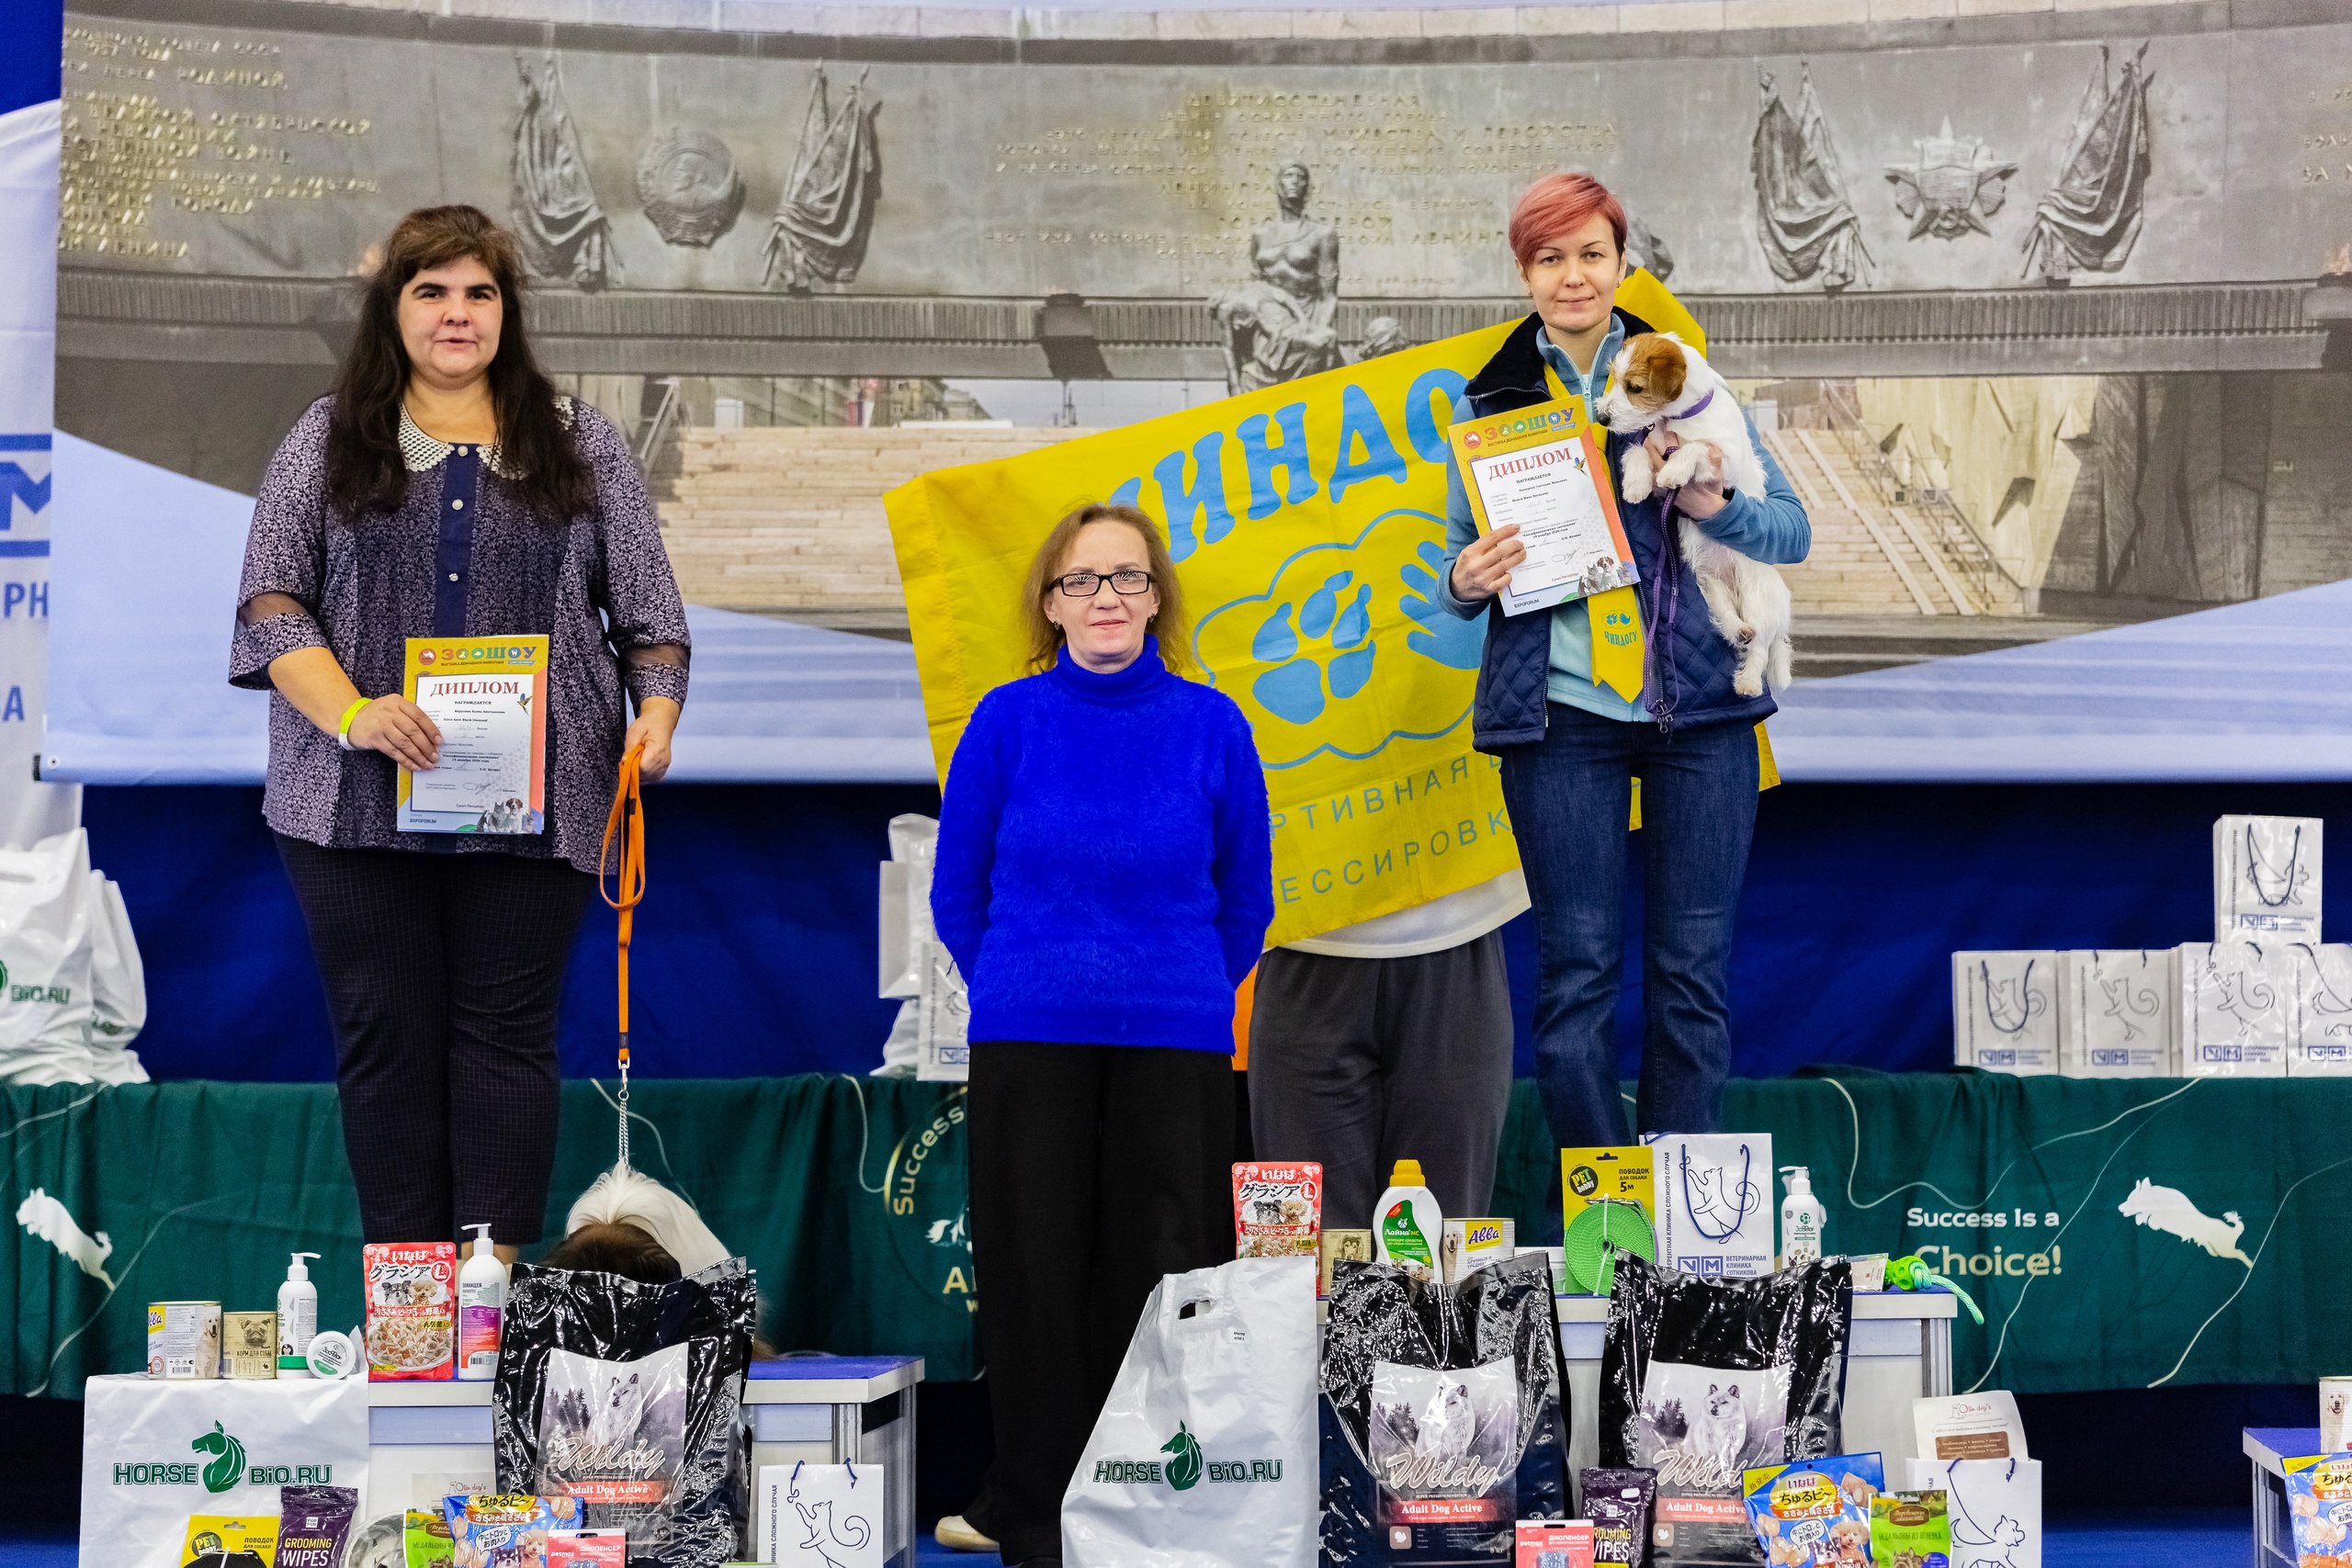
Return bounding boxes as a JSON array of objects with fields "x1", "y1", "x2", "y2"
[{"x1": 1500, "y1": 704, "x2": 1758, "y2": 1154}]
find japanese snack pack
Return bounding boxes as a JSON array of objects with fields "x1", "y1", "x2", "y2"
[
  {"x1": 445, "y1": 1495, "x2": 584, "y2": 1568},
  {"x1": 1235, "y1": 1161, "x2": 1324, "y2": 1258},
  {"x1": 366, "y1": 1242, "x2": 458, "y2": 1381},
  {"x1": 492, "y1": 1258, "x2": 757, "y2": 1567},
  {"x1": 275, "y1": 1485, "x2": 360, "y2": 1567},
  {"x1": 2287, "y1": 1453, "x2": 2352, "y2": 1568},
  {"x1": 1871, "y1": 1489, "x2": 1952, "y2": 1568},
  {"x1": 1577, "y1": 1468, "x2": 1656, "y2": 1567},
  {"x1": 1601, "y1": 1255, "x2": 1853, "y2": 1567},
  {"x1": 1741, "y1": 1453, "x2": 1883, "y2": 1567},
  {"x1": 1318, "y1": 1251, "x2": 1570, "y2": 1565}
]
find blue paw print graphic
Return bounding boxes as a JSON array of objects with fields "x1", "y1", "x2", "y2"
[
  {"x1": 1250, "y1": 570, "x2": 1374, "y2": 725},
  {"x1": 1398, "y1": 541, "x2": 1486, "y2": 670}
]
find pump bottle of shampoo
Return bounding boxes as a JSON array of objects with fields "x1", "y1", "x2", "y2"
[
  {"x1": 1780, "y1": 1166, "x2": 1826, "y2": 1269},
  {"x1": 457, "y1": 1224, "x2": 506, "y2": 1380},
  {"x1": 277, "y1": 1251, "x2": 320, "y2": 1377},
  {"x1": 1374, "y1": 1159, "x2": 1443, "y2": 1279}
]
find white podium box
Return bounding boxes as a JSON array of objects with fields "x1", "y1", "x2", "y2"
[
  {"x1": 1554, "y1": 1290, "x2": 1958, "y2": 1478},
  {"x1": 367, "y1": 1354, "x2": 922, "y2": 1568}
]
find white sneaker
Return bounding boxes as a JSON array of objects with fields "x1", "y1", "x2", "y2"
[{"x1": 934, "y1": 1515, "x2": 999, "y2": 1552}]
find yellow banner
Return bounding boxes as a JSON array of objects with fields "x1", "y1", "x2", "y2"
[{"x1": 886, "y1": 277, "x2": 1702, "y2": 948}]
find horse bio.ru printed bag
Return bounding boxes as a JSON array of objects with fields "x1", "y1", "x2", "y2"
[
  {"x1": 1318, "y1": 1251, "x2": 1572, "y2": 1565},
  {"x1": 1063, "y1": 1257, "x2": 1318, "y2": 1568}
]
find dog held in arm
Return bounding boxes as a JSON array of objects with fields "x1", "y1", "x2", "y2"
[{"x1": 1597, "y1": 333, "x2": 1793, "y2": 697}]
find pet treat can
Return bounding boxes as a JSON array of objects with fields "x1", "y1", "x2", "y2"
[
  {"x1": 147, "y1": 1302, "x2": 222, "y2": 1380},
  {"x1": 2323, "y1": 1378, "x2": 2352, "y2": 1451},
  {"x1": 222, "y1": 1311, "x2": 279, "y2": 1380},
  {"x1": 1318, "y1": 1229, "x2": 1373, "y2": 1298}
]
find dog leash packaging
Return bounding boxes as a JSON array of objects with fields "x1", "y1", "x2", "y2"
[
  {"x1": 1318, "y1": 1251, "x2": 1571, "y2": 1564},
  {"x1": 1648, "y1": 1134, "x2": 1775, "y2": 1280},
  {"x1": 492, "y1": 1258, "x2": 758, "y2": 1567},
  {"x1": 1600, "y1": 1254, "x2": 1853, "y2": 1568}
]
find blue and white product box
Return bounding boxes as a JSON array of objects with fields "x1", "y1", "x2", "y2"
[
  {"x1": 1951, "y1": 951, "x2": 2060, "y2": 1076},
  {"x1": 2286, "y1": 942, "x2": 2352, "y2": 1077},
  {"x1": 916, "y1": 941, "x2": 969, "y2": 1083},
  {"x1": 2214, "y1": 814, "x2": 2323, "y2": 942},
  {"x1": 1645, "y1": 1133, "x2": 1773, "y2": 1280},
  {"x1": 2175, "y1": 941, "x2": 2291, "y2": 1078},
  {"x1": 2058, "y1": 950, "x2": 2176, "y2": 1077}
]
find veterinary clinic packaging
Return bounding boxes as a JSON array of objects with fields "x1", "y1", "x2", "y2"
[
  {"x1": 2058, "y1": 950, "x2": 2176, "y2": 1077},
  {"x1": 365, "y1": 1241, "x2": 458, "y2": 1381},
  {"x1": 2177, "y1": 942, "x2": 2292, "y2": 1077},
  {"x1": 2289, "y1": 944, "x2": 2352, "y2": 1077},
  {"x1": 223, "y1": 1311, "x2": 278, "y2": 1380},
  {"x1": 546, "y1": 1530, "x2": 628, "y2": 1566},
  {"x1": 1320, "y1": 1228, "x2": 1373, "y2": 1298},
  {"x1": 1234, "y1": 1161, "x2": 1323, "y2": 1258},
  {"x1": 1515, "y1": 1518, "x2": 1594, "y2": 1568},
  {"x1": 1870, "y1": 1489, "x2": 1951, "y2": 1568},
  {"x1": 2324, "y1": 1379, "x2": 2352, "y2": 1452},
  {"x1": 2215, "y1": 814, "x2": 2323, "y2": 942},
  {"x1": 181, "y1": 1512, "x2": 277, "y2": 1565},
  {"x1": 1905, "y1": 1458, "x2": 2042, "y2": 1568},
  {"x1": 1441, "y1": 1217, "x2": 1514, "y2": 1284},
  {"x1": 1951, "y1": 952, "x2": 2060, "y2": 1075},
  {"x1": 1740, "y1": 1453, "x2": 1883, "y2": 1568},
  {"x1": 1647, "y1": 1133, "x2": 1774, "y2": 1280},
  {"x1": 1913, "y1": 1391, "x2": 2028, "y2": 1461},
  {"x1": 147, "y1": 1301, "x2": 221, "y2": 1380},
  {"x1": 2285, "y1": 1453, "x2": 2352, "y2": 1568}
]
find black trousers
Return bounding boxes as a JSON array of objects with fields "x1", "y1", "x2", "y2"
[
  {"x1": 966, "y1": 1040, "x2": 1234, "y2": 1564},
  {"x1": 277, "y1": 835, "x2": 596, "y2": 1245},
  {"x1": 1247, "y1": 931, "x2": 1516, "y2": 1234}
]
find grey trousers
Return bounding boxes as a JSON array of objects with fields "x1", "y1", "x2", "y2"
[{"x1": 1246, "y1": 931, "x2": 1517, "y2": 1235}]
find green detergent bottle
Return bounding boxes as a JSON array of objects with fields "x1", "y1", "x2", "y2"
[{"x1": 1374, "y1": 1159, "x2": 1442, "y2": 1278}]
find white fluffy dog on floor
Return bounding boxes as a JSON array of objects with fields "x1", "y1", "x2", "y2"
[{"x1": 1596, "y1": 332, "x2": 1793, "y2": 697}]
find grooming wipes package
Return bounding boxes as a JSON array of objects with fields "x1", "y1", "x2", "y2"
[
  {"x1": 2289, "y1": 943, "x2": 2352, "y2": 1077},
  {"x1": 2177, "y1": 942, "x2": 2292, "y2": 1077},
  {"x1": 2215, "y1": 814, "x2": 2323, "y2": 942},
  {"x1": 2057, "y1": 950, "x2": 2175, "y2": 1077},
  {"x1": 1647, "y1": 1133, "x2": 1774, "y2": 1279},
  {"x1": 1951, "y1": 952, "x2": 2059, "y2": 1075}
]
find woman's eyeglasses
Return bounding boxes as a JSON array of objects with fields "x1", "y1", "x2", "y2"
[{"x1": 1055, "y1": 570, "x2": 1154, "y2": 597}]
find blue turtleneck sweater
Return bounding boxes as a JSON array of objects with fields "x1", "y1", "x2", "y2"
[{"x1": 932, "y1": 638, "x2": 1274, "y2": 1053}]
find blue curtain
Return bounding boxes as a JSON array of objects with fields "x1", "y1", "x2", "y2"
[{"x1": 85, "y1": 780, "x2": 2352, "y2": 1083}]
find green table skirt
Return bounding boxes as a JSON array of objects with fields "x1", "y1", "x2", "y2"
[{"x1": 6, "y1": 1069, "x2": 2343, "y2": 1398}]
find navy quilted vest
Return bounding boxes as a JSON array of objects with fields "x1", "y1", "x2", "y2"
[{"x1": 1464, "y1": 312, "x2": 1778, "y2": 751}]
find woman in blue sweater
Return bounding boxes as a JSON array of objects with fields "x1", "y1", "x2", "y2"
[{"x1": 932, "y1": 502, "x2": 1273, "y2": 1568}]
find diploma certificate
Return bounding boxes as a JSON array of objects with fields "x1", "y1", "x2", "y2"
[
  {"x1": 396, "y1": 636, "x2": 549, "y2": 834},
  {"x1": 1448, "y1": 394, "x2": 1637, "y2": 617}
]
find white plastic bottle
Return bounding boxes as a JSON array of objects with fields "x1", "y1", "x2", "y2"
[
  {"x1": 457, "y1": 1224, "x2": 507, "y2": 1381},
  {"x1": 277, "y1": 1251, "x2": 320, "y2": 1378},
  {"x1": 1373, "y1": 1159, "x2": 1444, "y2": 1279},
  {"x1": 1780, "y1": 1166, "x2": 1826, "y2": 1269}
]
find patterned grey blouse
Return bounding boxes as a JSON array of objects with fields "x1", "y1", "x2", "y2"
[{"x1": 231, "y1": 395, "x2": 690, "y2": 874}]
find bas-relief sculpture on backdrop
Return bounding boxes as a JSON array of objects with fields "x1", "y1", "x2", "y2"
[
  {"x1": 2023, "y1": 43, "x2": 2154, "y2": 284},
  {"x1": 1750, "y1": 63, "x2": 1871, "y2": 293},
  {"x1": 1885, "y1": 120, "x2": 2017, "y2": 243},
  {"x1": 762, "y1": 65, "x2": 883, "y2": 292},
  {"x1": 510, "y1": 52, "x2": 612, "y2": 288},
  {"x1": 636, "y1": 126, "x2": 745, "y2": 248},
  {"x1": 1207, "y1": 162, "x2": 1344, "y2": 396}
]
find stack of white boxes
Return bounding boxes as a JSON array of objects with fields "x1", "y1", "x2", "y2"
[{"x1": 1956, "y1": 815, "x2": 2345, "y2": 1079}]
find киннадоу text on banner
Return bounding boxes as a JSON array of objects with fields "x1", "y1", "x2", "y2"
[{"x1": 886, "y1": 276, "x2": 1705, "y2": 947}]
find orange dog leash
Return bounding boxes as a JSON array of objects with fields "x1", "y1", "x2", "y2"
[{"x1": 600, "y1": 740, "x2": 648, "y2": 1169}]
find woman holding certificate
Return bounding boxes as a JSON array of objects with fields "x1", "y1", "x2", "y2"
[
  {"x1": 1435, "y1": 175, "x2": 1809, "y2": 1156},
  {"x1": 230, "y1": 205, "x2": 690, "y2": 1255}
]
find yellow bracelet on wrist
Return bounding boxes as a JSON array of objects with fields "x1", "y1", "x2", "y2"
[{"x1": 336, "y1": 697, "x2": 371, "y2": 750}]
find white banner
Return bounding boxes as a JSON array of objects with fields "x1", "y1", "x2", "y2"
[{"x1": 0, "y1": 98, "x2": 81, "y2": 845}]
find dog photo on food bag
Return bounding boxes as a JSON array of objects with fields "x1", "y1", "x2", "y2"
[
  {"x1": 1596, "y1": 333, "x2": 1792, "y2": 699},
  {"x1": 1633, "y1": 1362, "x2": 1791, "y2": 1488},
  {"x1": 1369, "y1": 1360, "x2": 1521, "y2": 1501}
]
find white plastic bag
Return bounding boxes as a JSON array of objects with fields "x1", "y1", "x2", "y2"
[
  {"x1": 85, "y1": 873, "x2": 148, "y2": 1084},
  {"x1": 1647, "y1": 1133, "x2": 1774, "y2": 1280},
  {"x1": 0, "y1": 828, "x2": 96, "y2": 1085},
  {"x1": 1905, "y1": 1456, "x2": 2041, "y2": 1568},
  {"x1": 78, "y1": 1373, "x2": 370, "y2": 1568},
  {"x1": 1064, "y1": 1257, "x2": 1317, "y2": 1568}
]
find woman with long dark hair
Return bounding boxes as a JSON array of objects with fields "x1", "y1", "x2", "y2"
[{"x1": 230, "y1": 205, "x2": 689, "y2": 1256}]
